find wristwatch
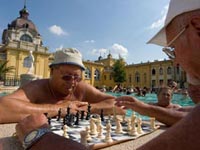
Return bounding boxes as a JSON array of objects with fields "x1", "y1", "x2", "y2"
[{"x1": 23, "y1": 128, "x2": 51, "y2": 150}]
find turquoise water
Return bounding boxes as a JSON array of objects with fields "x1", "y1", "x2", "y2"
[{"x1": 107, "y1": 92, "x2": 195, "y2": 120}]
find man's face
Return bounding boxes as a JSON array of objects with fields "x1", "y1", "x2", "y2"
[
  {"x1": 166, "y1": 14, "x2": 200, "y2": 79},
  {"x1": 51, "y1": 64, "x2": 82, "y2": 95},
  {"x1": 158, "y1": 89, "x2": 172, "y2": 106}
]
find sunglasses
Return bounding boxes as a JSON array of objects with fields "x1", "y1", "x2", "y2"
[
  {"x1": 62, "y1": 75, "x2": 82, "y2": 82},
  {"x1": 162, "y1": 24, "x2": 189, "y2": 60}
]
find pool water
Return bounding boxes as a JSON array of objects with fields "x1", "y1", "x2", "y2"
[{"x1": 107, "y1": 92, "x2": 195, "y2": 120}]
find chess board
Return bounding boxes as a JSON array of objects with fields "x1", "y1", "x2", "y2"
[{"x1": 50, "y1": 116, "x2": 159, "y2": 149}]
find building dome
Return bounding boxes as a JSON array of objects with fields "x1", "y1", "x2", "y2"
[{"x1": 8, "y1": 6, "x2": 39, "y2": 36}]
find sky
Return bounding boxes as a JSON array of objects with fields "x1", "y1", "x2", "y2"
[{"x1": 0, "y1": 0, "x2": 170, "y2": 64}]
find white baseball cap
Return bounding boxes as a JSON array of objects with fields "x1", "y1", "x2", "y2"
[
  {"x1": 148, "y1": 0, "x2": 200, "y2": 46},
  {"x1": 49, "y1": 48, "x2": 85, "y2": 70}
]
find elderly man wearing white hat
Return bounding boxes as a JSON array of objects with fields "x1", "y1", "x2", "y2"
[
  {"x1": 116, "y1": 0, "x2": 200, "y2": 149},
  {"x1": 0, "y1": 48, "x2": 125, "y2": 124}
]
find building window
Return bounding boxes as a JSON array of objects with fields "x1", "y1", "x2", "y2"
[
  {"x1": 94, "y1": 69, "x2": 100, "y2": 81},
  {"x1": 152, "y1": 69, "x2": 156, "y2": 75},
  {"x1": 104, "y1": 75, "x2": 107, "y2": 80},
  {"x1": 176, "y1": 64, "x2": 180, "y2": 74},
  {"x1": 167, "y1": 67, "x2": 172, "y2": 75},
  {"x1": 109, "y1": 75, "x2": 112, "y2": 80},
  {"x1": 20, "y1": 34, "x2": 33, "y2": 42},
  {"x1": 159, "y1": 67, "x2": 163, "y2": 75},
  {"x1": 129, "y1": 74, "x2": 132, "y2": 83},
  {"x1": 144, "y1": 73, "x2": 147, "y2": 83},
  {"x1": 135, "y1": 72, "x2": 140, "y2": 83},
  {"x1": 84, "y1": 68, "x2": 91, "y2": 79}
]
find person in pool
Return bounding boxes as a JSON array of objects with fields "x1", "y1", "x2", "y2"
[{"x1": 149, "y1": 86, "x2": 181, "y2": 109}]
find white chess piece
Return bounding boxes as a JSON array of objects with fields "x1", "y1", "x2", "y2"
[
  {"x1": 137, "y1": 117, "x2": 144, "y2": 134},
  {"x1": 97, "y1": 124, "x2": 104, "y2": 139},
  {"x1": 127, "y1": 119, "x2": 132, "y2": 131},
  {"x1": 90, "y1": 118, "x2": 98, "y2": 135},
  {"x1": 63, "y1": 125, "x2": 69, "y2": 138},
  {"x1": 104, "y1": 120, "x2": 113, "y2": 143},
  {"x1": 129, "y1": 116, "x2": 138, "y2": 136},
  {"x1": 115, "y1": 117, "x2": 123, "y2": 134},
  {"x1": 85, "y1": 126, "x2": 92, "y2": 141},
  {"x1": 80, "y1": 130, "x2": 88, "y2": 146},
  {"x1": 150, "y1": 117, "x2": 156, "y2": 130}
]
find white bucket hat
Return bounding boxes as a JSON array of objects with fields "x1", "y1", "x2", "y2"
[
  {"x1": 49, "y1": 48, "x2": 85, "y2": 70},
  {"x1": 148, "y1": 0, "x2": 200, "y2": 47}
]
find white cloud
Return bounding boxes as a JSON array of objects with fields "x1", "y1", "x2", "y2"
[
  {"x1": 49, "y1": 25, "x2": 68, "y2": 36},
  {"x1": 84, "y1": 40, "x2": 95, "y2": 43},
  {"x1": 55, "y1": 45, "x2": 64, "y2": 51},
  {"x1": 110, "y1": 43, "x2": 128, "y2": 59},
  {"x1": 149, "y1": 4, "x2": 169, "y2": 29},
  {"x1": 91, "y1": 43, "x2": 128, "y2": 59}
]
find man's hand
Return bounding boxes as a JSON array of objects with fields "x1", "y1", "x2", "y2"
[
  {"x1": 115, "y1": 96, "x2": 147, "y2": 112},
  {"x1": 15, "y1": 114, "x2": 49, "y2": 143}
]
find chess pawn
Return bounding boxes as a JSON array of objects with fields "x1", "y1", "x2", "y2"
[
  {"x1": 127, "y1": 119, "x2": 132, "y2": 131},
  {"x1": 150, "y1": 117, "x2": 156, "y2": 130},
  {"x1": 63, "y1": 125, "x2": 69, "y2": 138},
  {"x1": 85, "y1": 126, "x2": 92, "y2": 142},
  {"x1": 80, "y1": 130, "x2": 88, "y2": 146},
  {"x1": 97, "y1": 124, "x2": 104, "y2": 139},
  {"x1": 137, "y1": 117, "x2": 144, "y2": 134},
  {"x1": 90, "y1": 118, "x2": 98, "y2": 135},
  {"x1": 104, "y1": 120, "x2": 113, "y2": 143},
  {"x1": 129, "y1": 118, "x2": 138, "y2": 136},
  {"x1": 115, "y1": 117, "x2": 123, "y2": 134}
]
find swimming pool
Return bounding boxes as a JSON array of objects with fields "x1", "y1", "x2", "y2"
[{"x1": 107, "y1": 92, "x2": 195, "y2": 120}]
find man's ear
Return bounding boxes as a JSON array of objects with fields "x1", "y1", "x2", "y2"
[{"x1": 191, "y1": 17, "x2": 200, "y2": 31}]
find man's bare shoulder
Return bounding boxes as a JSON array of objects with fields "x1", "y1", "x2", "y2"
[
  {"x1": 19, "y1": 79, "x2": 50, "y2": 102},
  {"x1": 20, "y1": 79, "x2": 48, "y2": 90}
]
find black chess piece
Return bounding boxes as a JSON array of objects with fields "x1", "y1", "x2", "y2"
[
  {"x1": 66, "y1": 114, "x2": 75, "y2": 127},
  {"x1": 85, "y1": 104, "x2": 91, "y2": 120},
  {"x1": 57, "y1": 108, "x2": 62, "y2": 121},
  {"x1": 48, "y1": 117, "x2": 51, "y2": 125},
  {"x1": 74, "y1": 111, "x2": 80, "y2": 125},
  {"x1": 100, "y1": 109, "x2": 105, "y2": 122},
  {"x1": 80, "y1": 110, "x2": 85, "y2": 120},
  {"x1": 67, "y1": 107, "x2": 70, "y2": 115}
]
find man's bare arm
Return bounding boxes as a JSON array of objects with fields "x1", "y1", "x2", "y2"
[
  {"x1": 0, "y1": 96, "x2": 65, "y2": 123},
  {"x1": 138, "y1": 104, "x2": 200, "y2": 150}
]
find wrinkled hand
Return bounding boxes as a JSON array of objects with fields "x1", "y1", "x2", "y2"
[
  {"x1": 15, "y1": 114, "x2": 49, "y2": 143},
  {"x1": 57, "y1": 99, "x2": 88, "y2": 114},
  {"x1": 68, "y1": 101, "x2": 88, "y2": 114},
  {"x1": 115, "y1": 96, "x2": 146, "y2": 111}
]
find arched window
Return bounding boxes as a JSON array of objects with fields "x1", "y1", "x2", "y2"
[
  {"x1": 135, "y1": 72, "x2": 140, "y2": 83},
  {"x1": 159, "y1": 67, "x2": 163, "y2": 75},
  {"x1": 167, "y1": 67, "x2": 172, "y2": 75},
  {"x1": 84, "y1": 68, "x2": 91, "y2": 79},
  {"x1": 129, "y1": 74, "x2": 132, "y2": 83},
  {"x1": 144, "y1": 73, "x2": 147, "y2": 83},
  {"x1": 152, "y1": 68, "x2": 156, "y2": 75},
  {"x1": 20, "y1": 34, "x2": 33, "y2": 42},
  {"x1": 94, "y1": 69, "x2": 100, "y2": 81}
]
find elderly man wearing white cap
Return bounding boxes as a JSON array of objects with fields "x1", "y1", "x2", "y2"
[
  {"x1": 116, "y1": 0, "x2": 200, "y2": 149},
  {"x1": 0, "y1": 48, "x2": 124, "y2": 124},
  {"x1": 116, "y1": 0, "x2": 200, "y2": 127}
]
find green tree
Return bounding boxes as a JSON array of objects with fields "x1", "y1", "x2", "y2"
[
  {"x1": 0, "y1": 61, "x2": 15, "y2": 81},
  {"x1": 112, "y1": 58, "x2": 126, "y2": 83}
]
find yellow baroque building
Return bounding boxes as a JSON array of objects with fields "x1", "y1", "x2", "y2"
[{"x1": 0, "y1": 5, "x2": 187, "y2": 89}]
